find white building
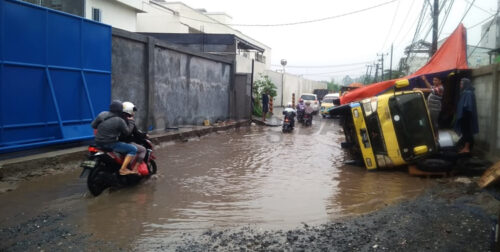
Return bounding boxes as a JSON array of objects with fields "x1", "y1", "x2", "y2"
[
  {"x1": 137, "y1": 1, "x2": 272, "y2": 71},
  {"x1": 23, "y1": 0, "x2": 144, "y2": 32}
]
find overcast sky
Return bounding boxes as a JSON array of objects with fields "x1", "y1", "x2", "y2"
[{"x1": 178, "y1": 0, "x2": 497, "y2": 82}]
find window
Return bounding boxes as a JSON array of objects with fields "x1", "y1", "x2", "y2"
[
  {"x1": 92, "y1": 8, "x2": 101, "y2": 22},
  {"x1": 21, "y1": 0, "x2": 84, "y2": 17}
]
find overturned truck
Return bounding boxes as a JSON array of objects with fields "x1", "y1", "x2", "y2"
[{"x1": 331, "y1": 24, "x2": 471, "y2": 171}]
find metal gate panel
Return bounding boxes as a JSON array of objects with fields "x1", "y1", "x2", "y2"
[{"x1": 0, "y1": 0, "x2": 111, "y2": 153}]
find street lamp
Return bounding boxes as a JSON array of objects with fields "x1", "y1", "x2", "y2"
[{"x1": 280, "y1": 59, "x2": 287, "y2": 107}]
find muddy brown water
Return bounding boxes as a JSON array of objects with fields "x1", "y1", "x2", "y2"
[{"x1": 0, "y1": 117, "x2": 435, "y2": 249}]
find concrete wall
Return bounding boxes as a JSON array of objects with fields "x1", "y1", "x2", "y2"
[
  {"x1": 471, "y1": 64, "x2": 500, "y2": 160},
  {"x1": 265, "y1": 70, "x2": 327, "y2": 107},
  {"x1": 111, "y1": 28, "x2": 238, "y2": 132}
]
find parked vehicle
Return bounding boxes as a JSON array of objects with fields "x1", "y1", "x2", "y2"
[
  {"x1": 300, "y1": 93, "x2": 319, "y2": 114},
  {"x1": 320, "y1": 93, "x2": 340, "y2": 118},
  {"x1": 313, "y1": 89, "x2": 329, "y2": 102},
  {"x1": 80, "y1": 134, "x2": 157, "y2": 196},
  {"x1": 331, "y1": 79, "x2": 437, "y2": 170}
]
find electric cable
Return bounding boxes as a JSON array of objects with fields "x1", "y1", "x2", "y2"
[
  {"x1": 462, "y1": 0, "x2": 495, "y2": 15},
  {"x1": 438, "y1": 0, "x2": 455, "y2": 37},
  {"x1": 467, "y1": 11, "x2": 498, "y2": 30},
  {"x1": 270, "y1": 61, "x2": 372, "y2": 69},
  {"x1": 391, "y1": 0, "x2": 418, "y2": 45},
  {"x1": 380, "y1": 0, "x2": 402, "y2": 51},
  {"x1": 178, "y1": 0, "x2": 397, "y2": 27},
  {"x1": 457, "y1": 0, "x2": 476, "y2": 26},
  {"x1": 468, "y1": 11, "x2": 499, "y2": 58}
]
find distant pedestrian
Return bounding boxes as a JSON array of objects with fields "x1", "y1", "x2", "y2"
[
  {"x1": 262, "y1": 92, "x2": 269, "y2": 121},
  {"x1": 454, "y1": 78, "x2": 478, "y2": 154},
  {"x1": 414, "y1": 75, "x2": 444, "y2": 136}
]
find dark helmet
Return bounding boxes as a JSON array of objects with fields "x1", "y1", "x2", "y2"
[{"x1": 109, "y1": 100, "x2": 123, "y2": 114}]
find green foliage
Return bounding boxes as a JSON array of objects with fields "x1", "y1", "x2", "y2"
[
  {"x1": 253, "y1": 75, "x2": 277, "y2": 116},
  {"x1": 326, "y1": 80, "x2": 340, "y2": 92}
]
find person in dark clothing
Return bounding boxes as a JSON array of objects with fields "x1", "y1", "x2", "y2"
[
  {"x1": 262, "y1": 92, "x2": 269, "y2": 121},
  {"x1": 91, "y1": 100, "x2": 137, "y2": 175},
  {"x1": 454, "y1": 78, "x2": 479, "y2": 154}
]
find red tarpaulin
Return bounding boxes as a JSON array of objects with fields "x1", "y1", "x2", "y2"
[{"x1": 340, "y1": 24, "x2": 468, "y2": 105}]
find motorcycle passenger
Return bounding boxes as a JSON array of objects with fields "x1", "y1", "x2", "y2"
[
  {"x1": 283, "y1": 102, "x2": 296, "y2": 128},
  {"x1": 120, "y1": 101, "x2": 147, "y2": 173},
  {"x1": 91, "y1": 100, "x2": 137, "y2": 175},
  {"x1": 305, "y1": 101, "x2": 314, "y2": 116}
]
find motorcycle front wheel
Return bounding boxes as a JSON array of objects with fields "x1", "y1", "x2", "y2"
[{"x1": 148, "y1": 160, "x2": 157, "y2": 175}]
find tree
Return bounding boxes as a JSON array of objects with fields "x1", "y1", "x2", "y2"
[
  {"x1": 252, "y1": 74, "x2": 277, "y2": 117},
  {"x1": 326, "y1": 79, "x2": 340, "y2": 92},
  {"x1": 342, "y1": 75, "x2": 354, "y2": 86}
]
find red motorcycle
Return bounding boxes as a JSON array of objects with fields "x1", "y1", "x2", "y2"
[{"x1": 80, "y1": 135, "x2": 157, "y2": 196}]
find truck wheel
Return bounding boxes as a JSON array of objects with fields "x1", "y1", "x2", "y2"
[{"x1": 417, "y1": 158, "x2": 453, "y2": 172}]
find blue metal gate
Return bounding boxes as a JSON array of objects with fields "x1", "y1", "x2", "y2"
[{"x1": 0, "y1": 0, "x2": 111, "y2": 153}]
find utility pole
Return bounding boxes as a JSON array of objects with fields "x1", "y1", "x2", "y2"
[
  {"x1": 377, "y1": 53, "x2": 387, "y2": 81},
  {"x1": 389, "y1": 44, "x2": 393, "y2": 79},
  {"x1": 374, "y1": 63, "x2": 380, "y2": 83},
  {"x1": 363, "y1": 65, "x2": 371, "y2": 84},
  {"x1": 431, "y1": 0, "x2": 439, "y2": 56}
]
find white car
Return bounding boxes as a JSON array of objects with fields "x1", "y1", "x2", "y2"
[{"x1": 300, "y1": 93, "x2": 319, "y2": 113}]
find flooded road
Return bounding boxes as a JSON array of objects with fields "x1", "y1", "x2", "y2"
[{"x1": 0, "y1": 117, "x2": 436, "y2": 250}]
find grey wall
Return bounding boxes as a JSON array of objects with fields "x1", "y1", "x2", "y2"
[
  {"x1": 111, "y1": 28, "x2": 243, "y2": 132},
  {"x1": 471, "y1": 64, "x2": 500, "y2": 160},
  {"x1": 233, "y1": 74, "x2": 252, "y2": 120}
]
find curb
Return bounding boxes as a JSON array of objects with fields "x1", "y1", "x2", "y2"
[{"x1": 0, "y1": 120, "x2": 251, "y2": 181}]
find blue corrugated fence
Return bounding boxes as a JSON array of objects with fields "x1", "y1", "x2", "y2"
[{"x1": 0, "y1": 0, "x2": 111, "y2": 153}]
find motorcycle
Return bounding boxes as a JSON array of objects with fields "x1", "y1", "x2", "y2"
[
  {"x1": 80, "y1": 135, "x2": 157, "y2": 196},
  {"x1": 296, "y1": 109, "x2": 305, "y2": 123},
  {"x1": 303, "y1": 112, "x2": 313, "y2": 127},
  {"x1": 282, "y1": 115, "x2": 294, "y2": 133}
]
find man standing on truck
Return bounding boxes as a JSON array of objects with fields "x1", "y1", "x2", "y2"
[{"x1": 414, "y1": 75, "x2": 444, "y2": 136}]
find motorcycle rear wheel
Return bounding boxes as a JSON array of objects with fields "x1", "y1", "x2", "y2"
[{"x1": 87, "y1": 164, "x2": 109, "y2": 196}]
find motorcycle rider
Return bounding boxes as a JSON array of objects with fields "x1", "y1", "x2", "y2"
[
  {"x1": 120, "y1": 101, "x2": 147, "y2": 173},
  {"x1": 304, "y1": 101, "x2": 314, "y2": 124},
  {"x1": 296, "y1": 98, "x2": 305, "y2": 122},
  {"x1": 91, "y1": 100, "x2": 137, "y2": 175},
  {"x1": 283, "y1": 102, "x2": 296, "y2": 128}
]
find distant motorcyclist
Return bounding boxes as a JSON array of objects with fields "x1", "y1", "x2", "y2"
[
  {"x1": 283, "y1": 102, "x2": 296, "y2": 128},
  {"x1": 296, "y1": 98, "x2": 305, "y2": 111},
  {"x1": 296, "y1": 98, "x2": 305, "y2": 123},
  {"x1": 91, "y1": 100, "x2": 137, "y2": 175},
  {"x1": 305, "y1": 101, "x2": 314, "y2": 115}
]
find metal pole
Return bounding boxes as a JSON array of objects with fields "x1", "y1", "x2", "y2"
[
  {"x1": 389, "y1": 44, "x2": 393, "y2": 79},
  {"x1": 431, "y1": 0, "x2": 439, "y2": 56},
  {"x1": 281, "y1": 68, "x2": 284, "y2": 107}
]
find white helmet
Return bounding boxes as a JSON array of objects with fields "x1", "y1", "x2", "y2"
[
  {"x1": 122, "y1": 101, "x2": 136, "y2": 116},
  {"x1": 287, "y1": 102, "x2": 292, "y2": 108}
]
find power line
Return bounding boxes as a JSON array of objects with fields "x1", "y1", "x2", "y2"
[
  {"x1": 467, "y1": 11, "x2": 498, "y2": 30},
  {"x1": 299, "y1": 66, "x2": 367, "y2": 76},
  {"x1": 468, "y1": 12, "x2": 499, "y2": 58},
  {"x1": 391, "y1": 0, "x2": 418, "y2": 44},
  {"x1": 438, "y1": 0, "x2": 455, "y2": 37},
  {"x1": 178, "y1": 0, "x2": 397, "y2": 27},
  {"x1": 270, "y1": 61, "x2": 372, "y2": 69},
  {"x1": 462, "y1": 0, "x2": 495, "y2": 15},
  {"x1": 457, "y1": 0, "x2": 476, "y2": 25},
  {"x1": 381, "y1": 0, "x2": 402, "y2": 51}
]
